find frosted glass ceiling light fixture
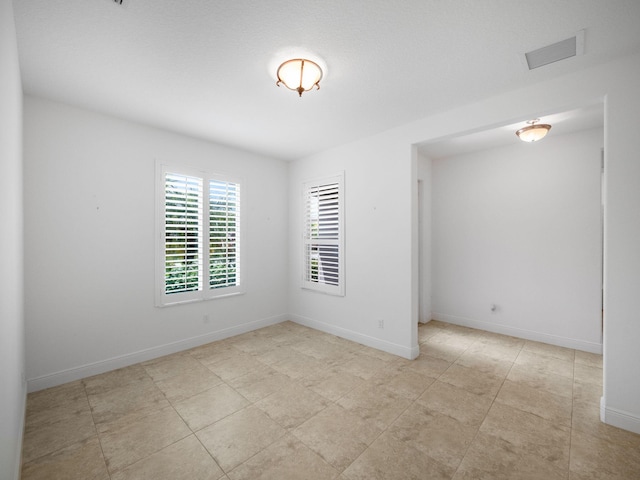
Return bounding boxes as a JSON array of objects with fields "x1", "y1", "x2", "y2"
[
  {"x1": 516, "y1": 119, "x2": 552, "y2": 142},
  {"x1": 276, "y1": 59, "x2": 322, "y2": 97}
]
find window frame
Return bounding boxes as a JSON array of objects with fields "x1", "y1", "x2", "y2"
[
  {"x1": 155, "y1": 162, "x2": 244, "y2": 307},
  {"x1": 302, "y1": 172, "x2": 345, "y2": 296}
]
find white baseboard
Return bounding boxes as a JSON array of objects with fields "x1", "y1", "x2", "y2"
[
  {"x1": 601, "y1": 397, "x2": 640, "y2": 435},
  {"x1": 432, "y1": 312, "x2": 602, "y2": 354},
  {"x1": 290, "y1": 314, "x2": 419, "y2": 360},
  {"x1": 27, "y1": 314, "x2": 288, "y2": 393}
]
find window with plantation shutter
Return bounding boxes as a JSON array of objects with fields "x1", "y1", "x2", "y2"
[
  {"x1": 156, "y1": 164, "x2": 243, "y2": 306},
  {"x1": 302, "y1": 173, "x2": 344, "y2": 295}
]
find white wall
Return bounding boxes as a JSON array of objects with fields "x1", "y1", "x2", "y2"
[
  {"x1": 292, "y1": 52, "x2": 640, "y2": 434},
  {"x1": 430, "y1": 128, "x2": 603, "y2": 352},
  {"x1": 417, "y1": 153, "x2": 432, "y2": 323},
  {"x1": 0, "y1": 1, "x2": 25, "y2": 478},
  {"x1": 23, "y1": 97, "x2": 289, "y2": 391},
  {"x1": 400, "y1": 53, "x2": 640, "y2": 434},
  {"x1": 288, "y1": 140, "x2": 419, "y2": 359}
]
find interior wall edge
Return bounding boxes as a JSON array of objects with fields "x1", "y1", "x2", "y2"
[{"x1": 26, "y1": 313, "x2": 288, "y2": 393}]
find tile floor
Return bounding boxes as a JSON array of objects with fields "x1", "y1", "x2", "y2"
[{"x1": 20, "y1": 320, "x2": 640, "y2": 479}]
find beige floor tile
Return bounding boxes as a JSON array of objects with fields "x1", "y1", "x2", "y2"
[
  {"x1": 570, "y1": 429, "x2": 640, "y2": 479},
  {"x1": 21, "y1": 435, "x2": 108, "y2": 480},
  {"x1": 300, "y1": 366, "x2": 365, "y2": 402},
  {"x1": 293, "y1": 404, "x2": 382, "y2": 471},
  {"x1": 571, "y1": 401, "x2": 640, "y2": 449},
  {"x1": 82, "y1": 364, "x2": 150, "y2": 395},
  {"x1": 289, "y1": 337, "x2": 354, "y2": 365},
  {"x1": 573, "y1": 378, "x2": 602, "y2": 406},
  {"x1": 196, "y1": 406, "x2": 287, "y2": 471},
  {"x1": 255, "y1": 382, "x2": 329, "y2": 429},
  {"x1": 228, "y1": 434, "x2": 339, "y2": 480},
  {"x1": 428, "y1": 330, "x2": 479, "y2": 349},
  {"x1": 464, "y1": 340, "x2": 522, "y2": 363},
  {"x1": 477, "y1": 331, "x2": 526, "y2": 349},
  {"x1": 143, "y1": 352, "x2": 206, "y2": 381},
  {"x1": 23, "y1": 321, "x2": 636, "y2": 480},
  {"x1": 438, "y1": 363, "x2": 504, "y2": 397},
  {"x1": 269, "y1": 348, "x2": 328, "y2": 379},
  {"x1": 88, "y1": 377, "x2": 169, "y2": 431},
  {"x1": 495, "y1": 378, "x2": 573, "y2": 427},
  {"x1": 189, "y1": 342, "x2": 237, "y2": 365},
  {"x1": 514, "y1": 349, "x2": 574, "y2": 379},
  {"x1": 173, "y1": 384, "x2": 250, "y2": 432},
  {"x1": 154, "y1": 365, "x2": 224, "y2": 404},
  {"x1": 204, "y1": 353, "x2": 267, "y2": 381},
  {"x1": 507, "y1": 363, "x2": 574, "y2": 398},
  {"x1": 388, "y1": 402, "x2": 478, "y2": 470},
  {"x1": 226, "y1": 365, "x2": 294, "y2": 402},
  {"x1": 403, "y1": 352, "x2": 452, "y2": 378},
  {"x1": 110, "y1": 435, "x2": 224, "y2": 480},
  {"x1": 573, "y1": 362, "x2": 603, "y2": 386},
  {"x1": 336, "y1": 383, "x2": 412, "y2": 430},
  {"x1": 574, "y1": 349, "x2": 603, "y2": 368},
  {"x1": 357, "y1": 346, "x2": 405, "y2": 363},
  {"x1": 480, "y1": 402, "x2": 571, "y2": 469},
  {"x1": 252, "y1": 344, "x2": 299, "y2": 365},
  {"x1": 454, "y1": 350, "x2": 513, "y2": 378},
  {"x1": 453, "y1": 431, "x2": 568, "y2": 480},
  {"x1": 417, "y1": 380, "x2": 494, "y2": 427},
  {"x1": 418, "y1": 322, "x2": 442, "y2": 343},
  {"x1": 338, "y1": 354, "x2": 393, "y2": 380},
  {"x1": 342, "y1": 431, "x2": 454, "y2": 480},
  {"x1": 98, "y1": 405, "x2": 191, "y2": 474},
  {"x1": 227, "y1": 332, "x2": 279, "y2": 355},
  {"x1": 26, "y1": 387, "x2": 91, "y2": 428},
  {"x1": 420, "y1": 338, "x2": 468, "y2": 363},
  {"x1": 22, "y1": 407, "x2": 96, "y2": 464},
  {"x1": 522, "y1": 340, "x2": 576, "y2": 362},
  {"x1": 372, "y1": 365, "x2": 436, "y2": 400},
  {"x1": 26, "y1": 381, "x2": 86, "y2": 418}
]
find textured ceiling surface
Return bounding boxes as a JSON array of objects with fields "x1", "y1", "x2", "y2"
[{"x1": 12, "y1": 0, "x2": 640, "y2": 160}]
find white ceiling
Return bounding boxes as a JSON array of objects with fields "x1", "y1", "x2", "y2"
[
  {"x1": 419, "y1": 103, "x2": 605, "y2": 159},
  {"x1": 12, "y1": 0, "x2": 640, "y2": 160}
]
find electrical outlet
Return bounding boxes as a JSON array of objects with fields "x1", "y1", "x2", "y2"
[{"x1": 378, "y1": 319, "x2": 384, "y2": 329}]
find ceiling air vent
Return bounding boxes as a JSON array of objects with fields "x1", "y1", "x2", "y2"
[{"x1": 525, "y1": 30, "x2": 585, "y2": 70}]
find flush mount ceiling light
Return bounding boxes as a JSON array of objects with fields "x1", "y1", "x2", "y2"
[
  {"x1": 516, "y1": 119, "x2": 552, "y2": 142},
  {"x1": 276, "y1": 59, "x2": 322, "y2": 97}
]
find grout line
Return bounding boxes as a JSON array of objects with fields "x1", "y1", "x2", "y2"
[
  {"x1": 450, "y1": 334, "x2": 524, "y2": 477},
  {"x1": 23, "y1": 322, "x2": 612, "y2": 479},
  {"x1": 82, "y1": 381, "x2": 112, "y2": 479}
]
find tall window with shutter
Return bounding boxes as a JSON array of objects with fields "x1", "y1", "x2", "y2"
[
  {"x1": 303, "y1": 173, "x2": 345, "y2": 296},
  {"x1": 156, "y1": 164, "x2": 243, "y2": 306}
]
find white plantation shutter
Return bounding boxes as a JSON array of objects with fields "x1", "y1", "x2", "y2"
[
  {"x1": 209, "y1": 179, "x2": 240, "y2": 289},
  {"x1": 303, "y1": 173, "x2": 344, "y2": 295},
  {"x1": 157, "y1": 164, "x2": 243, "y2": 306},
  {"x1": 164, "y1": 173, "x2": 203, "y2": 296}
]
